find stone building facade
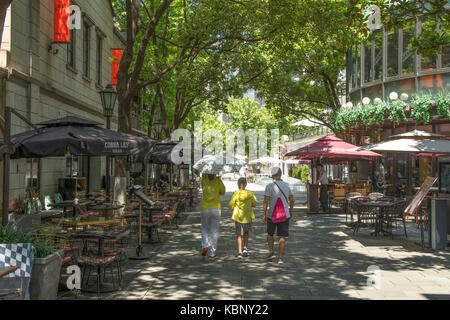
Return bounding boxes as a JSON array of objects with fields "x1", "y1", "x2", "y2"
[{"x1": 0, "y1": 0, "x2": 128, "y2": 202}]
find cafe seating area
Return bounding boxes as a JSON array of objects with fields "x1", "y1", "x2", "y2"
[{"x1": 2, "y1": 176, "x2": 199, "y2": 297}]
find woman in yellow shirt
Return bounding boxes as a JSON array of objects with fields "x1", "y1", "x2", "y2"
[
  {"x1": 229, "y1": 178, "x2": 257, "y2": 259},
  {"x1": 200, "y1": 174, "x2": 226, "y2": 259}
]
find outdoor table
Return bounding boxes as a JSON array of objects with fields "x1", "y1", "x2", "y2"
[
  {"x1": 354, "y1": 199, "x2": 404, "y2": 236},
  {"x1": 87, "y1": 203, "x2": 124, "y2": 219},
  {"x1": 68, "y1": 229, "x2": 129, "y2": 293},
  {"x1": 50, "y1": 218, "x2": 122, "y2": 230},
  {"x1": 51, "y1": 199, "x2": 93, "y2": 218}
]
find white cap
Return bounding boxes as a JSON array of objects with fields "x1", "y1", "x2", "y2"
[{"x1": 271, "y1": 167, "x2": 282, "y2": 176}]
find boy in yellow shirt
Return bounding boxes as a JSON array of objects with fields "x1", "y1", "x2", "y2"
[{"x1": 229, "y1": 178, "x2": 257, "y2": 259}]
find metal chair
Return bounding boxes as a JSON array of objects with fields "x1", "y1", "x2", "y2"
[
  {"x1": 78, "y1": 238, "x2": 124, "y2": 293},
  {"x1": 384, "y1": 200, "x2": 408, "y2": 239},
  {"x1": 345, "y1": 192, "x2": 361, "y2": 222},
  {"x1": 352, "y1": 200, "x2": 378, "y2": 235}
]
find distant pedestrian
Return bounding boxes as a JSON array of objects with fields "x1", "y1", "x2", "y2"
[
  {"x1": 229, "y1": 178, "x2": 257, "y2": 259},
  {"x1": 263, "y1": 167, "x2": 294, "y2": 264},
  {"x1": 239, "y1": 166, "x2": 246, "y2": 177},
  {"x1": 316, "y1": 164, "x2": 329, "y2": 213},
  {"x1": 200, "y1": 174, "x2": 226, "y2": 259}
]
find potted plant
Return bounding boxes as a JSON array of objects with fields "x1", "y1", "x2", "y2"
[
  {"x1": 9, "y1": 188, "x2": 44, "y2": 233},
  {"x1": 0, "y1": 222, "x2": 63, "y2": 300}
]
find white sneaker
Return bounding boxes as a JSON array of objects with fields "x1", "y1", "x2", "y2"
[{"x1": 277, "y1": 258, "x2": 284, "y2": 265}]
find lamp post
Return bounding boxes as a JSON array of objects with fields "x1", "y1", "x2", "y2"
[
  {"x1": 152, "y1": 108, "x2": 164, "y2": 191},
  {"x1": 99, "y1": 84, "x2": 117, "y2": 202}
]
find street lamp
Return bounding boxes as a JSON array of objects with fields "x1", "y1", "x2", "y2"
[
  {"x1": 99, "y1": 84, "x2": 118, "y2": 129},
  {"x1": 362, "y1": 97, "x2": 371, "y2": 105},
  {"x1": 99, "y1": 84, "x2": 117, "y2": 202},
  {"x1": 389, "y1": 91, "x2": 398, "y2": 101}
]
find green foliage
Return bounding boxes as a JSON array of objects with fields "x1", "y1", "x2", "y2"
[
  {"x1": 334, "y1": 92, "x2": 450, "y2": 131},
  {"x1": 291, "y1": 165, "x2": 310, "y2": 183},
  {"x1": 299, "y1": 165, "x2": 310, "y2": 184},
  {"x1": 0, "y1": 222, "x2": 57, "y2": 258},
  {"x1": 437, "y1": 91, "x2": 450, "y2": 118},
  {"x1": 411, "y1": 94, "x2": 434, "y2": 124}
]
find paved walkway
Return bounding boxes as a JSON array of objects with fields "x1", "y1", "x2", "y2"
[{"x1": 63, "y1": 182, "x2": 450, "y2": 300}]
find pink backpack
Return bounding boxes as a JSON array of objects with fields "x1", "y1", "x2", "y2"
[{"x1": 271, "y1": 181, "x2": 288, "y2": 223}]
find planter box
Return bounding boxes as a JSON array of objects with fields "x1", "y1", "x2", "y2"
[
  {"x1": 29, "y1": 249, "x2": 63, "y2": 300},
  {"x1": 10, "y1": 214, "x2": 41, "y2": 232}
]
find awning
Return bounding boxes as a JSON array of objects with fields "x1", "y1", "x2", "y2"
[
  {"x1": 357, "y1": 138, "x2": 450, "y2": 154},
  {"x1": 0, "y1": 116, "x2": 155, "y2": 158},
  {"x1": 286, "y1": 135, "x2": 382, "y2": 160}
]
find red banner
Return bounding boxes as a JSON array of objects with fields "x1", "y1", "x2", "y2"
[
  {"x1": 111, "y1": 49, "x2": 123, "y2": 85},
  {"x1": 53, "y1": 0, "x2": 70, "y2": 43}
]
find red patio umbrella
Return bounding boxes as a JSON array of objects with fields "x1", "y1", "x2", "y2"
[{"x1": 285, "y1": 135, "x2": 382, "y2": 160}]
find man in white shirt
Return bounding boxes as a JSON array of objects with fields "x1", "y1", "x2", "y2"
[
  {"x1": 262, "y1": 167, "x2": 294, "y2": 264},
  {"x1": 317, "y1": 164, "x2": 329, "y2": 213}
]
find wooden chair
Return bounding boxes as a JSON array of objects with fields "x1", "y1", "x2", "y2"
[
  {"x1": 331, "y1": 188, "x2": 346, "y2": 212},
  {"x1": 355, "y1": 188, "x2": 367, "y2": 196}
]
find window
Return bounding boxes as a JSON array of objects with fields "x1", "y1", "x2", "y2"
[
  {"x1": 26, "y1": 159, "x2": 39, "y2": 190},
  {"x1": 420, "y1": 17, "x2": 438, "y2": 71},
  {"x1": 442, "y1": 45, "x2": 450, "y2": 68},
  {"x1": 96, "y1": 34, "x2": 102, "y2": 85},
  {"x1": 374, "y1": 30, "x2": 383, "y2": 80},
  {"x1": 362, "y1": 84, "x2": 382, "y2": 101},
  {"x1": 364, "y1": 36, "x2": 372, "y2": 83},
  {"x1": 67, "y1": 29, "x2": 76, "y2": 68},
  {"x1": 385, "y1": 78, "x2": 415, "y2": 101},
  {"x1": 83, "y1": 21, "x2": 90, "y2": 78},
  {"x1": 352, "y1": 46, "x2": 361, "y2": 88},
  {"x1": 402, "y1": 21, "x2": 415, "y2": 74},
  {"x1": 387, "y1": 29, "x2": 399, "y2": 77}
]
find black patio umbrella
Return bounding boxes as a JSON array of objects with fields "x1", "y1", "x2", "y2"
[{"x1": 0, "y1": 116, "x2": 155, "y2": 158}]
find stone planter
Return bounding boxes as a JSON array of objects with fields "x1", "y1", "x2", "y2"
[
  {"x1": 29, "y1": 249, "x2": 63, "y2": 300},
  {"x1": 10, "y1": 214, "x2": 41, "y2": 232}
]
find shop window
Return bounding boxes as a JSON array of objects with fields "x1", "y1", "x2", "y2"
[
  {"x1": 419, "y1": 73, "x2": 443, "y2": 95},
  {"x1": 364, "y1": 37, "x2": 372, "y2": 83},
  {"x1": 385, "y1": 78, "x2": 415, "y2": 101},
  {"x1": 374, "y1": 30, "x2": 383, "y2": 80},
  {"x1": 402, "y1": 21, "x2": 415, "y2": 74},
  {"x1": 387, "y1": 29, "x2": 399, "y2": 77},
  {"x1": 362, "y1": 84, "x2": 382, "y2": 101}
]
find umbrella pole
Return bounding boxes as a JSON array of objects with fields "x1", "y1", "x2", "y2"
[{"x1": 129, "y1": 199, "x2": 149, "y2": 260}]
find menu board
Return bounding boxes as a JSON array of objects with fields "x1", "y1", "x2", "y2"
[
  {"x1": 404, "y1": 176, "x2": 438, "y2": 215},
  {"x1": 133, "y1": 189, "x2": 154, "y2": 206}
]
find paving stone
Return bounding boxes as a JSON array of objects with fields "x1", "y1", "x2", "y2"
[{"x1": 58, "y1": 186, "x2": 450, "y2": 300}]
